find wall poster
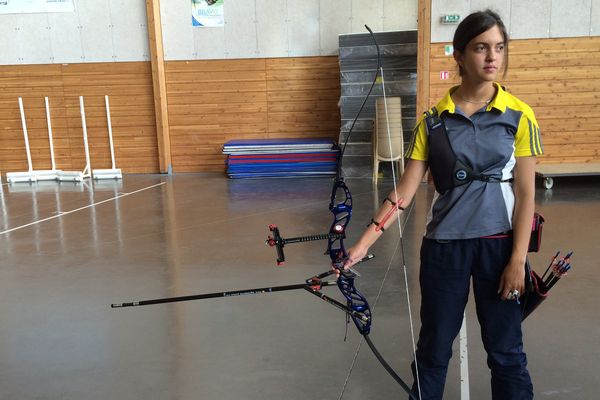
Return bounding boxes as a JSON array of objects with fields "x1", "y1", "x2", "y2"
[{"x1": 192, "y1": 0, "x2": 224, "y2": 27}]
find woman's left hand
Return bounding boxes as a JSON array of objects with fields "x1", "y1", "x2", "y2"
[{"x1": 497, "y1": 259, "x2": 526, "y2": 301}]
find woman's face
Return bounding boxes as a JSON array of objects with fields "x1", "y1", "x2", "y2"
[{"x1": 454, "y1": 25, "x2": 505, "y2": 83}]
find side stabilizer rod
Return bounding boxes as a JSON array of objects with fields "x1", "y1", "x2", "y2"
[{"x1": 111, "y1": 278, "x2": 338, "y2": 308}]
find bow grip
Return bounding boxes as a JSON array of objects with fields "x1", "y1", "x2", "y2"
[{"x1": 339, "y1": 268, "x2": 357, "y2": 279}]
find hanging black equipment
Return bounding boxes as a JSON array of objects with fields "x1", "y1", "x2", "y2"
[{"x1": 424, "y1": 107, "x2": 513, "y2": 194}]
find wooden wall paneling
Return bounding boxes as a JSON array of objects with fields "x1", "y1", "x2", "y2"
[
  {"x1": 165, "y1": 59, "x2": 266, "y2": 73},
  {"x1": 1, "y1": 56, "x2": 349, "y2": 174},
  {"x1": 167, "y1": 92, "x2": 267, "y2": 106},
  {"x1": 507, "y1": 37, "x2": 600, "y2": 54},
  {"x1": 167, "y1": 80, "x2": 268, "y2": 94},
  {"x1": 266, "y1": 56, "x2": 340, "y2": 138},
  {"x1": 61, "y1": 62, "x2": 158, "y2": 173},
  {"x1": 1, "y1": 61, "x2": 157, "y2": 175},
  {"x1": 267, "y1": 88, "x2": 339, "y2": 102},
  {"x1": 166, "y1": 59, "x2": 268, "y2": 172},
  {"x1": 166, "y1": 57, "x2": 341, "y2": 172},
  {"x1": 428, "y1": 37, "x2": 600, "y2": 165},
  {"x1": 0, "y1": 99, "x2": 30, "y2": 172},
  {"x1": 0, "y1": 64, "x2": 69, "y2": 173}
]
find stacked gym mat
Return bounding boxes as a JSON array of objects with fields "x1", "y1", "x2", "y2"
[{"x1": 223, "y1": 138, "x2": 339, "y2": 178}]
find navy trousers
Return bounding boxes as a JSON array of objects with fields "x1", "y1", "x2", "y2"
[{"x1": 409, "y1": 237, "x2": 533, "y2": 400}]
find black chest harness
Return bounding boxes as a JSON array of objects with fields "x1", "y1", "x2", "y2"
[{"x1": 424, "y1": 107, "x2": 513, "y2": 194}]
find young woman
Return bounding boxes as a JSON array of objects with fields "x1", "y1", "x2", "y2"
[{"x1": 343, "y1": 10, "x2": 542, "y2": 400}]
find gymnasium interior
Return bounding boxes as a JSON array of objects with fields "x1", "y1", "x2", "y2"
[{"x1": 1, "y1": 1, "x2": 598, "y2": 399}]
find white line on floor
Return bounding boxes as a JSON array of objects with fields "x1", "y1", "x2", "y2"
[
  {"x1": 460, "y1": 312, "x2": 470, "y2": 400},
  {"x1": 0, "y1": 182, "x2": 165, "y2": 236}
]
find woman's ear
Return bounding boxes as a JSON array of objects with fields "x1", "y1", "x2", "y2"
[
  {"x1": 453, "y1": 50, "x2": 463, "y2": 68},
  {"x1": 453, "y1": 50, "x2": 464, "y2": 76}
]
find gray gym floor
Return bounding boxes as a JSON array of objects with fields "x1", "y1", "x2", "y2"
[{"x1": 0, "y1": 174, "x2": 598, "y2": 399}]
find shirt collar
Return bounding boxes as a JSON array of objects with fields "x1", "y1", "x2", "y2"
[
  {"x1": 486, "y1": 82, "x2": 508, "y2": 113},
  {"x1": 435, "y1": 82, "x2": 508, "y2": 115}
]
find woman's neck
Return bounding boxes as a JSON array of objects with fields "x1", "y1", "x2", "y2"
[{"x1": 455, "y1": 81, "x2": 496, "y2": 103}]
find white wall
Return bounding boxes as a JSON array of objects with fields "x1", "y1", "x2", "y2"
[
  {"x1": 431, "y1": 0, "x2": 600, "y2": 43},
  {"x1": 0, "y1": 0, "x2": 150, "y2": 65},
  {"x1": 0, "y1": 0, "x2": 418, "y2": 65},
  {"x1": 160, "y1": 0, "x2": 419, "y2": 60},
  {"x1": 2, "y1": 0, "x2": 599, "y2": 65}
]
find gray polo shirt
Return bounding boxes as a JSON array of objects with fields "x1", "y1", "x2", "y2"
[{"x1": 406, "y1": 84, "x2": 543, "y2": 239}]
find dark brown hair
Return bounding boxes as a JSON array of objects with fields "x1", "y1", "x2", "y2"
[{"x1": 453, "y1": 9, "x2": 509, "y2": 77}]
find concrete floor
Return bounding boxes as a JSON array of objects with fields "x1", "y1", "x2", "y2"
[{"x1": 0, "y1": 174, "x2": 598, "y2": 400}]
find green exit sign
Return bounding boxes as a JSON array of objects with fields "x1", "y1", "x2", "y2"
[{"x1": 440, "y1": 14, "x2": 461, "y2": 24}]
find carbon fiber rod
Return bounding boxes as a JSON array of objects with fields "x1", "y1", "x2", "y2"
[{"x1": 111, "y1": 281, "x2": 338, "y2": 308}]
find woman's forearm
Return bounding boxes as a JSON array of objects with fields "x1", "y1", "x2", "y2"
[
  {"x1": 354, "y1": 160, "x2": 428, "y2": 250},
  {"x1": 510, "y1": 156, "x2": 537, "y2": 265}
]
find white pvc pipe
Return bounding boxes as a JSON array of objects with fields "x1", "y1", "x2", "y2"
[
  {"x1": 105, "y1": 95, "x2": 117, "y2": 169},
  {"x1": 44, "y1": 97, "x2": 57, "y2": 171},
  {"x1": 18, "y1": 97, "x2": 34, "y2": 172},
  {"x1": 79, "y1": 96, "x2": 92, "y2": 176}
]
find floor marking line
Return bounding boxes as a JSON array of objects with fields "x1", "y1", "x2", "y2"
[{"x1": 0, "y1": 182, "x2": 165, "y2": 236}]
